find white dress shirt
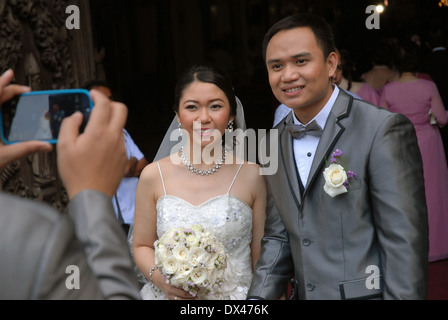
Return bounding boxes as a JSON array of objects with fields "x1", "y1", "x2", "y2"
[
  {"x1": 292, "y1": 86, "x2": 339, "y2": 187},
  {"x1": 112, "y1": 129, "x2": 145, "y2": 225}
]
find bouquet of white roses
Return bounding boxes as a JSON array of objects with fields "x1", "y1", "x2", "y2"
[{"x1": 154, "y1": 225, "x2": 228, "y2": 298}]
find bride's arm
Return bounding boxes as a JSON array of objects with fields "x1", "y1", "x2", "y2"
[
  {"x1": 133, "y1": 162, "x2": 196, "y2": 300},
  {"x1": 133, "y1": 164, "x2": 161, "y2": 287},
  {"x1": 249, "y1": 165, "x2": 267, "y2": 270}
]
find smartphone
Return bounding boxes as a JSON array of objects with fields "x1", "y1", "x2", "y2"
[{"x1": 0, "y1": 89, "x2": 93, "y2": 144}]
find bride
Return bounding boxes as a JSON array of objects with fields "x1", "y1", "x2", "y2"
[{"x1": 132, "y1": 64, "x2": 266, "y2": 300}]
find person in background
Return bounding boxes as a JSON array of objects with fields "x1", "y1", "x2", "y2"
[
  {"x1": 423, "y1": 24, "x2": 448, "y2": 164},
  {"x1": 362, "y1": 39, "x2": 399, "y2": 96},
  {"x1": 84, "y1": 80, "x2": 148, "y2": 235},
  {"x1": 0, "y1": 69, "x2": 141, "y2": 299},
  {"x1": 337, "y1": 48, "x2": 380, "y2": 106},
  {"x1": 380, "y1": 39, "x2": 448, "y2": 263}
]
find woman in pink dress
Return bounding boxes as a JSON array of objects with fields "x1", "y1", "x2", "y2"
[
  {"x1": 380, "y1": 41, "x2": 448, "y2": 262},
  {"x1": 362, "y1": 41, "x2": 399, "y2": 97},
  {"x1": 338, "y1": 49, "x2": 380, "y2": 106}
]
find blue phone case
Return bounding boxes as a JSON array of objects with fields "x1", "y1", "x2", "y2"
[{"x1": 0, "y1": 89, "x2": 93, "y2": 145}]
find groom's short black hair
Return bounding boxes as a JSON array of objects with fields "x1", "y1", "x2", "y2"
[{"x1": 262, "y1": 13, "x2": 336, "y2": 63}]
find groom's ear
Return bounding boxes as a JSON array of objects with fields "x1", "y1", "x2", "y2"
[{"x1": 327, "y1": 52, "x2": 338, "y2": 80}]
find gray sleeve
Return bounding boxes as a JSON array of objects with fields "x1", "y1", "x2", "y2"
[
  {"x1": 368, "y1": 113, "x2": 429, "y2": 299},
  {"x1": 67, "y1": 190, "x2": 141, "y2": 300},
  {"x1": 248, "y1": 194, "x2": 295, "y2": 300}
]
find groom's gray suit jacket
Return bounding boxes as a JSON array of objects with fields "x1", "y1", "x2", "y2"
[{"x1": 249, "y1": 90, "x2": 429, "y2": 300}]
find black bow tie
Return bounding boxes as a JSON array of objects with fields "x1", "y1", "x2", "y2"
[{"x1": 286, "y1": 120, "x2": 323, "y2": 139}]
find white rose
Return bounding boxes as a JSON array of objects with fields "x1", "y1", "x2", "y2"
[
  {"x1": 159, "y1": 229, "x2": 177, "y2": 247},
  {"x1": 190, "y1": 267, "x2": 207, "y2": 285},
  {"x1": 172, "y1": 244, "x2": 189, "y2": 261},
  {"x1": 188, "y1": 247, "x2": 207, "y2": 266},
  {"x1": 160, "y1": 229, "x2": 175, "y2": 243},
  {"x1": 323, "y1": 164, "x2": 348, "y2": 197},
  {"x1": 205, "y1": 252, "x2": 219, "y2": 270},
  {"x1": 162, "y1": 256, "x2": 180, "y2": 275},
  {"x1": 169, "y1": 261, "x2": 193, "y2": 287},
  {"x1": 186, "y1": 234, "x2": 200, "y2": 247},
  {"x1": 207, "y1": 265, "x2": 225, "y2": 285},
  {"x1": 155, "y1": 245, "x2": 168, "y2": 265},
  {"x1": 170, "y1": 273, "x2": 186, "y2": 287},
  {"x1": 176, "y1": 232, "x2": 187, "y2": 244},
  {"x1": 178, "y1": 260, "x2": 194, "y2": 276},
  {"x1": 191, "y1": 225, "x2": 204, "y2": 233}
]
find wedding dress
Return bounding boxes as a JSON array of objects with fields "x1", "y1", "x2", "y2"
[{"x1": 139, "y1": 162, "x2": 253, "y2": 300}]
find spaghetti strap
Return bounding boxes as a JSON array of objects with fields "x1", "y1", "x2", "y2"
[
  {"x1": 227, "y1": 163, "x2": 244, "y2": 195},
  {"x1": 156, "y1": 162, "x2": 167, "y2": 196}
]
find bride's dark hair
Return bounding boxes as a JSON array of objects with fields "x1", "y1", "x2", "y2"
[{"x1": 173, "y1": 63, "x2": 237, "y2": 128}]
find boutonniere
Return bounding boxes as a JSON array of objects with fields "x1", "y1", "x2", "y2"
[{"x1": 323, "y1": 149, "x2": 356, "y2": 198}]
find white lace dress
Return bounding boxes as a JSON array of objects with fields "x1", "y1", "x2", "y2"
[{"x1": 139, "y1": 163, "x2": 253, "y2": 300}]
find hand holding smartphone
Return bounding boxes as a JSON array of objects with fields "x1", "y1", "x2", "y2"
[{"x1": 0, "y1": 89, "x2": 93, "y2": 144}]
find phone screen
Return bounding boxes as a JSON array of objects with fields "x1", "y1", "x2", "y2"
[{"x1": 1, "y1": 89, "x2": 92, "y2": 144}]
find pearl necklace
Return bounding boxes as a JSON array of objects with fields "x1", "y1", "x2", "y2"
[{"x1": 179, "y1": 147, "x2": 226, "y2": 176}]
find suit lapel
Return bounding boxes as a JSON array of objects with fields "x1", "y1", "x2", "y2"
[
  {"x1": 280, "y1": 113, "x2": 302, "y2": 208},
  {"x1": 304, "y1": 91, "x2": 354, "y2": 198}
]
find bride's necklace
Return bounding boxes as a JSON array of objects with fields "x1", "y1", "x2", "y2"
[{"x1": 179, "y1": 147, "x2": 227, "y2": 176}]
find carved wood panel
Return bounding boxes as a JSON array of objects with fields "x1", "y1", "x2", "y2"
[{"x1": 0, "y1": 0, "x2": 95, "y2": 212}]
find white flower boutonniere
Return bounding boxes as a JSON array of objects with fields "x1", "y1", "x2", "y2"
[{"x1": 323, "y1": 149, "x2": 356, "y2": 198}]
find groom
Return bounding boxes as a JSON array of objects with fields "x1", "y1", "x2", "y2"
[{"x1": 248, "y1": 14, "x2": 429, "y2": 300}]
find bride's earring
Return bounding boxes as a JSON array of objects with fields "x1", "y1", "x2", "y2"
[
  {"x1": 178, "y1": 123, "x2": 183, "y2": 137},
  {"x1": 227, "y1": 120, "x2": 234, "y2": 133}
]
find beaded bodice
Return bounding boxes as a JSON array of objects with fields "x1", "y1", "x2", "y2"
[{"x1": 156, "y1": 194, "x2": 253, "y2": 260}]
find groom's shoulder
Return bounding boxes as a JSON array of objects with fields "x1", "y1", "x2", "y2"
[
  {"x1": 352, "y1": 97, "x2": 385, "y2": 112},
  {"x1": 348, "y1": 96, "x2": 399, "y2": 122},
  {"x1": 344, "y1": 98, "x2": 415, "y2": 138}
]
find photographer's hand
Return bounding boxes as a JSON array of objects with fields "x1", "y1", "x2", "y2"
[
  {"x1": 57, "y1": 89, "x2": 128, "y2": 200},
  {"x1": 0, "y1": 69, "x2": 52, "y2": 170}
]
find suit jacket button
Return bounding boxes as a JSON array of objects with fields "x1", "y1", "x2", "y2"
[
  {"x1": 306, "y1": 283, "x2": 315, "y2": 291},
  {"x1": 302, "y1": 238, "x2": 311, "y2": 246}
]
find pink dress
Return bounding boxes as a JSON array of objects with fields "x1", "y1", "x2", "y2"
[
  {"x1": 357, "y1": 83, "x2": 380, "y2": 106},
  {"x1": 381, "y1": 79, "x2": 448, "y2": 262}
]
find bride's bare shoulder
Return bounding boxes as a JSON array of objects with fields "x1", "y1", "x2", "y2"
[
  {"x1": 232, "y1": 157, "x2": 262, "y2": 180},
  {"x1": 140, "y1": 156, "x2": 178, "y2": 180},
  {"x1": 139, "y1": 162, "x2": 158, "y2": 183}
]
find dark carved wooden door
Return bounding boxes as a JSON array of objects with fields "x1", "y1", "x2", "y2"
[{"x1": 0, "y1": 0, "x2": 96, "y2": 212}]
